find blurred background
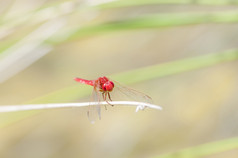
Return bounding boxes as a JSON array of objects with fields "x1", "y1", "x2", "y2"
[{"x1": 0, "y1": 0, "x2": 238, "y2": 158}]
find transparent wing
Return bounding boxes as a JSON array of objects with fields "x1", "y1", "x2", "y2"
[
  {"x1": 87, "y1": 83, "x2": 102, "y2": 123},
  {"x1": 110, "y1": 79, "x2": 153, "y2": 104}
]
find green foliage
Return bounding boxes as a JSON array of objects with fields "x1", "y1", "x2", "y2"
[
  {"x1": 155, "y1": 137, "x2": 238, "y2": 158},
  {"x1": 49, "y1": 11, "x2": 238, "y2": 43},
  {"x1": 99, "y1": 0, "x2": 238, "y2": 8}
]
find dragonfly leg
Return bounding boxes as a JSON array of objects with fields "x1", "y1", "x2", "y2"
[
  {"x1": 105, "y1": 92, "x2": 114, "y2": 106},
  {"x1": 102, "y1": 92, "x2": 107, "y2": 110},
  {"x1": 108, "y1": 92, "x2": 112, "y2": 101}
]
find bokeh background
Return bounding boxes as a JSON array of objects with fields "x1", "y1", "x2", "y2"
[{"x1": 0, "y1": 0, "x2": 238, "y2": 158}]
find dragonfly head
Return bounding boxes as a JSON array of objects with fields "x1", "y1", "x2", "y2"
[{"x1": 102, "y1": 81, "x2": 114, "y2": 92}]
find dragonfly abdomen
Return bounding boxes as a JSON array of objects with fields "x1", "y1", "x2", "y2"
[{"x1": 74, "y1": 78, "x2": 94, "y2": 86}]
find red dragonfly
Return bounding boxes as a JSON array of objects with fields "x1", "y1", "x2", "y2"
[{"x1": 74, "y1": 76, "x2": 152, "y2": 121}]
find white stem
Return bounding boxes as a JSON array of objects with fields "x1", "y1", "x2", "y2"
[{"x1": 0, "y1": 101, "x2": 162, "y2": 113}]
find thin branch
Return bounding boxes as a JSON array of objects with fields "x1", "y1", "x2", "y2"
[{"x1": 0, "y1": 101, "x2": 162, "y2": 113}]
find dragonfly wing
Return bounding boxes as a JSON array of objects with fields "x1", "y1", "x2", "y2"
[
  {"x1": 93, "y1": 87, "x2": 102, "y2": 119},
  {"x1": 88, "y1": 83, "x2": 102, "y2": 123},
  {"x1": 111, "y1": 80, "x2": 153, "y2": 104}
]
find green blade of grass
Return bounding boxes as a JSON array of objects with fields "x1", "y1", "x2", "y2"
[
  {"x1": 0, "y1": 49, "x2": 238, "y2": 128},
  {"x1": 99, "y1": 0, "x2": 238, "y2": 9},
  {"x1": 49, "y1": 11, "x2": 238, "y2": 44},
  {"x1": 154, "y1": 137, "x2": 238, "y2": 158},
  {"x1": 2, "y1": 10, "x2": 238, "y2": 49},
  {"x1": 113, "y1": 49, "x2": 238, "y2": 84}
]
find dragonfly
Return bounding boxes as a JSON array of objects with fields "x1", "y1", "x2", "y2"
[{"x1": 74, "y1": 76, "x2": 152, "y2": 121}]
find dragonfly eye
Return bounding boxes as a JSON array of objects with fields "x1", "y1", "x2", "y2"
[
  {"x1": 102, "y1": 85, "x2": 107, "y2": 91},
  {"x1": 109, "y1": 81, "x2": 114, "y2": 87},
  {"x1": 102, "y1": 81, "x2": 114, "y2": 92}
]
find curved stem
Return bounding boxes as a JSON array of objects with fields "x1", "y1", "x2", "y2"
[{"x1": 0, "y1": 101, "x2": 162, "y2": 113}]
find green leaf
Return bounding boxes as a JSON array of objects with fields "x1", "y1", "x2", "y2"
[
  {"x1": 49, "y1": 11, "x2": 238, "y2": 44},
  {"x1": 99, "y1": 0, "x2": 238, "y2": 9},
  {"x1": 154, "y1": 137, "x2": 238, "y2": 158}
]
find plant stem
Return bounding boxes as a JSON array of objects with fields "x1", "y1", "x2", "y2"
[{"x1": 0, "y1": 101, "x2": 162, "y2": 113}]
